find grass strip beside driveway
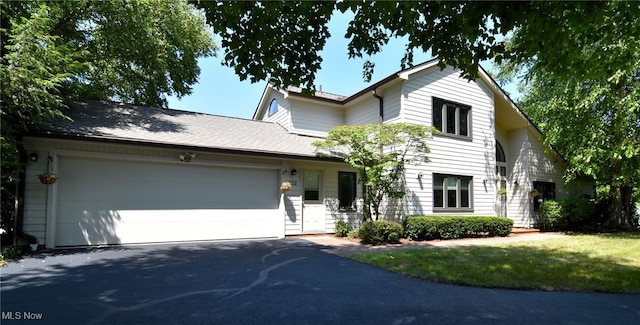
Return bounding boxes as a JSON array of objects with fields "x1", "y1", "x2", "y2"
[{"x1": 350, "y1": 233, "x2": 640, "y2": 293}]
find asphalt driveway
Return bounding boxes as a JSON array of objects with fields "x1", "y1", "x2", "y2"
[{"x1": 1, "y1": 238, "x2": 639, "y2": 324}]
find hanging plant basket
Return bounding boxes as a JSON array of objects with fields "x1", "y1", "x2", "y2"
[
  {"x1": 39, "y1": 173, "x2": 57, "y2": 185},
  {"x1": 530, "y1": 189, "x2": 540, "y2": 198},
  {"x1": 496, "y1": 188, "x2": 507, "y2": 196},
  {"x1": 280, "y1": 181, "x2": 292, "y2": 192}
]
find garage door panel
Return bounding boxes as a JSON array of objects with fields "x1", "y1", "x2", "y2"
[
  {"x1": 58, "y1": 199, "x2": 276, "y2": 211},
  {"x1": 58, "y1": 186, "x2": 277, "y2": 209},
  {"x1": 58, "y1": 171, "x2": 278, "y2": 209},
  {"x1": 55, "y1": 209, "x2": 281, "y2": 246},
  {"x1": 55, "y1": 156, "x2": 281, "y2": 246}
]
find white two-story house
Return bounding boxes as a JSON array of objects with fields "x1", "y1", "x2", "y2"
[
  {"x1": 20, "y1": 59, "x2": 590, "y2": 248},
  {"x1": 255, "y1": 59, "x2": 592, "y2": 228}
]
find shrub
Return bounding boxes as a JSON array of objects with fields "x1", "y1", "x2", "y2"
[
  {"x1": 564, "y1": 198, "x2": 597, "y2": 229},
  {"x1": 403, "y1": 216, "x2": 513, "y2": 241},
  {"x1": 540, "y1": 198, "x2": 599, "y2": 231},
  {"x1": 358, "y1": 221, "x2": 403, "y2": 245},
  {"x1": 539, "y1": 200, "x2": 565, "y2": 230},
  {"x1": 0, "y1": 245, "x2": 24, "y2": 264},
  {"x1": 403, "y1": 216, "x2": 438, "y2": 241},
  {"x1": 334, "y1": 220, "x2": 351, "y2": 237}
]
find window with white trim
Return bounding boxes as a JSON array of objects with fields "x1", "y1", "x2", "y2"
[
  {"x1": 268, "y1": 99, "x2": 278, "y2": 116},
  {"x1": 432, "y1": 97, "x2": 471, "y2": 138},
  {"x1": 433, "y1": 174, "x2": 473, "y2": 211}
]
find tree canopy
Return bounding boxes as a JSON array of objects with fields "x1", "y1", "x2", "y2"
[
  {"x1": 194, "y1": 1, "x2": 639, "y2": 89},
  {"x1": 0, "y1": 0, "x2": 215, "y2": 239},
  {"x1": 1, "y1": 0, "x2": 215, "y2": 136},
  {"x1": 313, "y1": 123, "x2": 434, "y2": 222},
  {"x1": 502, "y1": 48, "x2": 640, "y2": 228},
  {"x1": 496, "y1": 2, "x2": 640, "y2": 228}
]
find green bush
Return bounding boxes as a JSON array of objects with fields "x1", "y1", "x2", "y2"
[
  {"x1": 358, "y1": 221, "x2": 403, "y2": 245},
  {"x1": 334, "y1": 220, "x2": 352, "y2": 237},
  {"x1": 403, "y1": 216, "x2": 438, "y2": 240},
  {"x1": 0, "y1": 245, "x2": 24, "y2": 264},
  {"x1": 539, "y1": 200, "x2": 565, "y2": 230},
  {"x1": 565, "y1": 199, "x2": 597, "y2": 228},
  {"x1": 539, "y1": 198, "x2": 599, "y2": 231},
  {"x1": 403, "y1": 216, "x2": 513, "y2": 241},
  {"x1": 347, "y1": 230, "x2": 359, "y2": 239}
]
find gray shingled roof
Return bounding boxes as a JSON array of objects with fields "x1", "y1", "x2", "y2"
[{"x1": 32, "y1": 100, "x2": 332, "y2": 159}]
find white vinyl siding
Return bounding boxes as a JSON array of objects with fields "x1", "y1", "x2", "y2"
[
  {"x1": 344, "y1": 96, "x2": 379, "y2": 126},
  {"x1": 261, "y1": 92, "x2": 291, "y2": 131},
  {"x1": 507, "y1": 128, "x2": 530, "y2": 227},
  {"x1": 290, "y1": 100, "x2": 343, "y2": 137},
  {"x1": 401, "y1": 66, "x2": 496, "y2": 217},
  {"x1": 283, "y1": 182, "x2": 302, "y2": 234},
  {"x1": 506, "y1": 127, "x2": 567, "y2": 227},
  {"x1": 22, "y1": 149, "x2": 50, "y2": 244},
  {"x1": 383, "y1": 84, "x2": 402, "y2": 122}
]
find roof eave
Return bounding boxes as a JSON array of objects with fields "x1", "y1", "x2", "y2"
[
  {"x1": 24, "y1": 131, "x2": 343, "y2": 163},
  {"x1": 269, "y1": 58, "x2": 442, "y2": 106},
  {"x1": 476, "y1": 66, "x2": 567, "y2": 163}
]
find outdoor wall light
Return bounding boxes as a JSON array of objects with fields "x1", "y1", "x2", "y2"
[
  {"x1": 179, "y1": 152, "x2": 196, "y2": 162},
  {"x1": 290, "y1": 168, "x2": 297, "y2": 176},
  {"x1": 417, "y1": 172, "x2": 423, "y2": 179},
  {"x1": 29, "y1": 151, "x2": 38, "y2": 162},
  {"x1": 513, "y1": 180, "x2": 519, "y2": 186}
]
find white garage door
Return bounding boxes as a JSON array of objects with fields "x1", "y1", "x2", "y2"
[{"x1": 55, "y1": 156, "x2": 281, "y2": 246}]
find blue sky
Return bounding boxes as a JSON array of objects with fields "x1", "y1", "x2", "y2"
[{"x1": 167, "y1": 12, "x2": 510, "y2": 119}]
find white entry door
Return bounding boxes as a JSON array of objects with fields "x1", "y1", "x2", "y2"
[{"x1": 302, "y1": 171, "x2": 325, "y2": 232}]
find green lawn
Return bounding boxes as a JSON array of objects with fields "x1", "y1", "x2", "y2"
[{"x1": 351, "y1": 233, "x2": 640, "y2": 293}]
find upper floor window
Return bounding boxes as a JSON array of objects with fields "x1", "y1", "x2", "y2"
[
  {"x1": 496, "y1": 141, "x2": 506, "y2": 162},
  {"x1": 432, "y1": 97, "x2": 471, "y2": 138},
  {"x1": 268, "y1": 99, "x2": 278, "y2": 116},
  {"x1": 338, "y1": 172, "x2": 357, "y2": 210},
  {"x1": 496, "y1": 141, "x2": 507, "y2": 177},
  {"x1": 433, "y1": 174, "x2": 473, "y2": 211}
]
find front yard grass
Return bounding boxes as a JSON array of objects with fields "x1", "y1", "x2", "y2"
[{"x1": 350, "y1": 232, "x2": 640, "y2": 293}]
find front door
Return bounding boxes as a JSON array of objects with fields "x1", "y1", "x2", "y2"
[{"x1": 302, "y1": 171, "x2": 325, "y2": 232}]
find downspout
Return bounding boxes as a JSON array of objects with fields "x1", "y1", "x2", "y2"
[
  {"x1": 16, "y1": 143, "x2": 38, "y2": 247},
  {"x1": 372, "y1": 88, "x2": 384, "y2": 156},
  {"x1": 372, "y1": 88, "x2": 384, "y2": 127},
  {"x1": 370, "y1": 89, "x2": 385, "y2": 220}
]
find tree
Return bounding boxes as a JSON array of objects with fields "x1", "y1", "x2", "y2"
[
  {"x1": 502, "y1": 63, "x2": 640, "y2": 229},
  {"x1": 194, "y1": 1, "x2": 638, "y2": 89},
  {"x1": 495, "y1": 3, "x2": 640, "y2": 228},
  {"x1": 0, "y1": 0, "x2": 215, "y2": 240},
  {"x1": 313, "y1": 123, "x2": 434, "y2": 222}
]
